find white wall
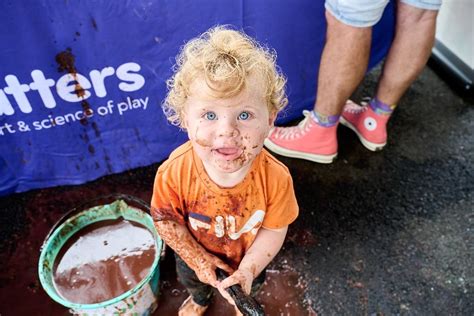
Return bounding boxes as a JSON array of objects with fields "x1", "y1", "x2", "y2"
[{"x1": 436, "y1": 0, "x2": 474, "y2": 68}]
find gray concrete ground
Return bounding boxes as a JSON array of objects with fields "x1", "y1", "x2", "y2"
[{"x1": 0, "y1": 63, "x2": 472, "y2": 315}]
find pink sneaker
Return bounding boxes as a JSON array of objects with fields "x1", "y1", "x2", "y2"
[
  {"x1": 264, "y1": 110, "x2": 338, "y2": 163},
  {"x1": 340, "y1": 99, "x2": 390, "y2": 151}
]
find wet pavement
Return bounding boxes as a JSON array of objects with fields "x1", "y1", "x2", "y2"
[{"x1": 0, "y1": 64, "x2": 472, "y2": 315}]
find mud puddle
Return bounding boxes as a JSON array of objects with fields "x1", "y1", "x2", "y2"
[{"x1": 154, "y1": 254, "x2": 316, "y2": 315}]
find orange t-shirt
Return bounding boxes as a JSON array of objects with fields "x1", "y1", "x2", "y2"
[{"x1": 151, "y1": 141, "x2": 299, "y2": 268}]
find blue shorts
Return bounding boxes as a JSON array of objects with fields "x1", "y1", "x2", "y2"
[{"x1": 325, "y1": 0, "x2": 442, "y2": 27}]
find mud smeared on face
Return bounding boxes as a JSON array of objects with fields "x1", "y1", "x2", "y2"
[
  {"x1": 193, "y1": 125, "x2": 213, "y2": 148},
  {"x1": 195, "y1": 138, "x2": 212, "y2": 147},
  {"x1": 232, "y1": 130, "x2": 267, "y2": 168}
]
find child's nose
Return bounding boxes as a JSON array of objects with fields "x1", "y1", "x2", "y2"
[{"x1": 217, "y1": 117, "x2": 240, "y2": 138}]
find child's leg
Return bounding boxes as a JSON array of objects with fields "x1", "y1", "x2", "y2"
[{"x1": 175, "y1": 254, "x2": 213, "y2": 314}]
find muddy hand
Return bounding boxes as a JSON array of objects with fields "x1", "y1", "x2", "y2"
[
  {"x1": 217, "y1": 267, "x2": 253, "y2": 306},
  {"x1": 194, "y1": 252, "x2": 233, "y2": 287},
  {"x1": 218, "y1": 268, "x2": 253, "y2": 295},
  {"x1": 216, "y1": 269, "x2": 265, "y2": 316}
]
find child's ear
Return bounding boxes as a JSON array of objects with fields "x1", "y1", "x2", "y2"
[{"x1": 268, "y1": 111, "x2": 277, "y2": 126}]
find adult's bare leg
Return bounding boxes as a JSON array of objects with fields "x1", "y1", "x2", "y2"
[
  {"x1": 314, "y1": 10, "x2": 372, "y2": 116},
  {"x1": 264, "y1": 9, "x2": 374, "y2": 162},
  {"x1": 375, "y1": 2, "x2": 438, "y2": 105}
]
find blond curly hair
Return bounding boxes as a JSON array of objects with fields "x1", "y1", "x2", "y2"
[{"x1": 163, "y1": 26, "x2": 288, "y2": 127}]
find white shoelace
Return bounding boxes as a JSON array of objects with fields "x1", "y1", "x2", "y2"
[
  {"x1": 345, "y1": 98, "x2": 370, "y2": 114},
  {"x1": 275, "y1": 110, "x2": 314, "y2": 140}
]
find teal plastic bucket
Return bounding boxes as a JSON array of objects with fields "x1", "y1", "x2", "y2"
[{"x1": 38, "y1": 198, "x2": 163, "y2": 315}]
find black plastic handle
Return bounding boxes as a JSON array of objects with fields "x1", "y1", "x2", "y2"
[{"x1": 216, "y1": 269, "x2": 265, "y2": 316}]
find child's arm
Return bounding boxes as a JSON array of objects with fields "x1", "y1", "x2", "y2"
[
  {"x1": 217, "y1": 226, "x2": 288, "y2": 299},
  {"x1": 155, "y1": 220, "x2": 234, "y2": 287}
]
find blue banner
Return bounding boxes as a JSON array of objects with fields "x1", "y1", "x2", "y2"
[{"x1": 0, "y1": 1, "x2": 394, "y2": 196}]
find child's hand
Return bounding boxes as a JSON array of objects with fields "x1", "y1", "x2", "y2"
[
  {"x1": 217, "y1": 267, "x2": 254, "y2": 305},
  {"x1": 193, "y1": 252, "x2": 234, "y2": 287}
]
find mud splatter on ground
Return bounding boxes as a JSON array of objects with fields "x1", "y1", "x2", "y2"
[{"x1": 154, "y1": 254, "x2": 313, "y2": 315}]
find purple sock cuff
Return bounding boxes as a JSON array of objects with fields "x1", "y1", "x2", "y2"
[
  {"x1": 311, "y1": 110, "x2": 340, "y2": 127},
  {"x1": 369, "y1": 98, "x2": 395, "y2": 115}
]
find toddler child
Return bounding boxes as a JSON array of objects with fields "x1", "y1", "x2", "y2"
[{"x1": 151, "y1": 26, "x2": 299, "y2": 315}]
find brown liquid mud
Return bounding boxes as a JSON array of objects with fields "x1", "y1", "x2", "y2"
[{"x1": 53, "y1": 218, "x2": 156, "y2": 304}]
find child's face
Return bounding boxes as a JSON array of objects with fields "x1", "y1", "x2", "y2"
[{"x1": 183, "y1": 75, "x2": 275, "y2": 177}]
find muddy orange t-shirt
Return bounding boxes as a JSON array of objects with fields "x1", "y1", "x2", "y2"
[{"x1": 151, "y1": 141, "x2": 299, "y2": 268}]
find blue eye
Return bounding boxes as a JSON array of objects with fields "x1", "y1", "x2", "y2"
[
  {"x1": 204, "y1": 112, "x2": 217, "y2": 120},
  {"x1": 238, "y1": 111, "x2": 250, "y2": 120}
]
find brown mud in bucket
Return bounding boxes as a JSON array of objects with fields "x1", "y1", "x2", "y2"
[{"x1": 38, "y1": 194, "x2": 163, "y2": 315}]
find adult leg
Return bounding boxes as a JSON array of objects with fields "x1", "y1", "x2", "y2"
[
  {"x1": 264, "y1": 9, "x2": 372, "y2": 163},
  {"x1": 315, "y1": 11, "x2": 372, "y2": 116},
  {"x1": 376, "y1": 2, "x2": 438, "y2": 104},
  {"x1": 341, "y1": 2, "x2": 439, "y2": 151}
]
